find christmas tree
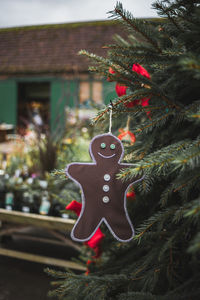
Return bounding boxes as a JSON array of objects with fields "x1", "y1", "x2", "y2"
[{"x1": 47, "y1": 1, "x2": 200, "y2": 299}]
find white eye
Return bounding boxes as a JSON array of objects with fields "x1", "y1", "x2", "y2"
[{"x1": 110, "y1": 144, "x2": 115, "y2": 150}]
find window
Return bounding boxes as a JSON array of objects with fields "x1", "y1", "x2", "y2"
[
  {"x1": 92, "y1": 81, "x2": 102, "y2": 104},
  {"x1": 79, "y1": 81, "x2": 90, "y2": 104},
  {"x1": 79, "y1": 80, "x2": 103, "y2": 106}
]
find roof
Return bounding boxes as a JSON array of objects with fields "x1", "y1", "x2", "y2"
[{"x1": 0, "y1": 20, "x2": 124, "y2": 76}]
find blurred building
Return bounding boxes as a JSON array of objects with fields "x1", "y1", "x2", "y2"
[{"x1": 0, "y1": 20, "x2": 123, "y2": 132}]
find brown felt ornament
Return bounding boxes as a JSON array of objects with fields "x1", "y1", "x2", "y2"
[{"x1": 66, "y1": 132, "x2": 144, "y2": 242}]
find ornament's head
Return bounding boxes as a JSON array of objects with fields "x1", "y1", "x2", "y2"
[{"x1": 90, "y1": 134, "x2": 123, "y2": 163}]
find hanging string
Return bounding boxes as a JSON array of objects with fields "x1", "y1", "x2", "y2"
[
  {"x1": 126, "y1": 115, "x2": 131, "y2": 131},
  {"x1": 108, "y1": 101, "x2": 113, "y2": 134}
]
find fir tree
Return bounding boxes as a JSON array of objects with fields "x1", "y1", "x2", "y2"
[{"x1": 47, "y1": 1, "x2": 200, "y2": 299}]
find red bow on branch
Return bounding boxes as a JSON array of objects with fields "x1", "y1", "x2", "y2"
[
  {"x1": 108, "y1": 63, "x2": 151, "y2": 114},
  {"x1": 118, "y1": 128, "x2": 136, "y2": 145}
]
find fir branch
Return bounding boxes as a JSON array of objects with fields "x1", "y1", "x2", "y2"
[
  {"x1": 119, "y1": 139, "x2": 198, "y2": 180},
  {"x1": 117, "y1": 291, "x2": 157, "y2": 300},
  {"x1": 158, "y1": 93, "x2": 181, "y2": 110},
  {"x1": 183, "y1": 99, "x2": 200, "y2": 114},
  {"x1": 184, "y1": 197, "x2": 200, "y2": 218},
  {"x1": 113, "y1": 2, "x2": 163, "y2": 54},
  {"x1": 153, "y1": 2, "x2": 184, "y2": 32},
  {"x1": 160, "y1": 167, "x2": 200, "y2": 206},
  {"x1": 93, "y1": 91, "x2": 178, "y2": 125},
  {"x1": 135, "y1": 111, "x2": 172, "y2": 134},
  {"x1": 134, "y1": 207, "x2": 176, "y2": 240},
  {"x1": 173, "y1": 149, "x2": 200, "y2": 170},
  {"x1": 93, "y1": 94, "x2": 148, "y2": 123},
  {"x1": 187, "y1": 232, "x2": 200, "y2": 253},
  {"x1": 173, "y1": 173, "x2": 200, "y2": 192},
  {"x1": 51, "y1": 168, "x2": 66, "y2": 177},
  {"x1": 158, "y1": 235, "x2": 176, "y2": 261},
  {"x1": 134, "y1": 221, "x2": 156, "y2": 240}
]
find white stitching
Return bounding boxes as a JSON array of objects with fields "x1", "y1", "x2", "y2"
[{"x1": 97, "y1": 152, "x2": 116, "y2": 159}]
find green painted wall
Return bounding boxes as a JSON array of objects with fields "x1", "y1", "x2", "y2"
[
  {"x1": 50, "y1": 79, "x2": 78, "y2": 132},
  {"x1": 0, "y1": 77, "x2": 116, "y2": 131},
  {"x1": 103, "y1": 80, "x2": 116, "y2": 105},
  {"x1": 0, "y1": 80, "x2": 17, "y2": 126}
]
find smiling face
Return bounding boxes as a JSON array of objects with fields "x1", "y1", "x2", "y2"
[{"x1": 90, "y1": 134, "x2": 123, "y2": 163}]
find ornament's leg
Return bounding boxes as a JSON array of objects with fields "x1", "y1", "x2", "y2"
[
  {"x1": 105, "y1": 211, "x2": 134, "y2": 242},
  {"x1": 72, "y1": 208, "x2": 102, "y2": 241}
]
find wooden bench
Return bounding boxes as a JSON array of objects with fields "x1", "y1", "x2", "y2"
[{"x1": 0, "y1": 208, "x2": 85, "y2": 271}]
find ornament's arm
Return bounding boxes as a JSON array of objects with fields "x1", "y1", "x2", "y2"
[
  {"x1": 66, "y1": 163, "x2": 83, "y2": 183},
  {"x1": 124, "y1": 174, "x2": 145, "y2": 188},
  {"x1": 131, "y1": 173, "x2": 145, "y2": 185}
]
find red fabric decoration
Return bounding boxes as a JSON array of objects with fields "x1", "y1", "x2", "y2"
[
  {"x1": 115, "y1": 83, "x2": 128, "y2": 97},
  {"x1": 108, "y1": 63, "x2": 151, "y2": 113},
  {"x1": 123, "y1": 63, "x2": 151, "y2": 109},
  {"x1": 85, "y1": 260, "x2": 95, "y2": 275},
  {"x1": 132, "y1": 63, "x2": 151, "y2": 79},
  {"x1": 107, "y1": 67, "x2": 116, "y2": 82},
  {"x1": 118, "y1": 129, "x2": 136, "y2": 145},
  {"x1": 141, "y1": 97, "x2": 150, "y2": 107},
  {"x1": 126, "y1": 191, "x2": 136, "y2": 200},
  {"x1": 86, "y1": 228, "x2": 104, "y2": 255},
  {"x1": 141, "y1": 97, "x2": 151, "y2": 116},
  {"x1": 109, "y1": 67, "x2": 115, "y2": 74},
  {"x1": 124, "y1": 99, "x2": 140, "y2": 108},
  {"x1": 86, "y1": 259, "x2": 93, "y2": 265},
  {"x1": 66, "y1": 200, "x2": 81, "y2": 216}
]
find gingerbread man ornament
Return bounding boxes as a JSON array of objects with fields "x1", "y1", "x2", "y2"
[{"x1": 66, "y1": 133, "x2": 144, "y2": 242}]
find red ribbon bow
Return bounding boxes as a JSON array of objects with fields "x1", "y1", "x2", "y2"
[
  {"x1": 108, "y1": 63, "x2": 151, "y2": 114},
  {"x1": 118, "y1": 129, "x2": 136, "y2": 145}
]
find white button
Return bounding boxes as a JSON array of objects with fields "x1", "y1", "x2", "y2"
[
  {"x1": 103, "y1": 185, "x2": 109, "y2": 192},
  {"x1": 103, "y1": 196, "x2": 110, "y2": 203},
  {"x1": 104, "y1": 174, "x2": 110, "y2": 181}
]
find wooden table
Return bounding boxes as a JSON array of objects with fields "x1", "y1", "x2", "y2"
[{"x1": 0, "y1": 209, "x2": 85, "y2": 271}]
